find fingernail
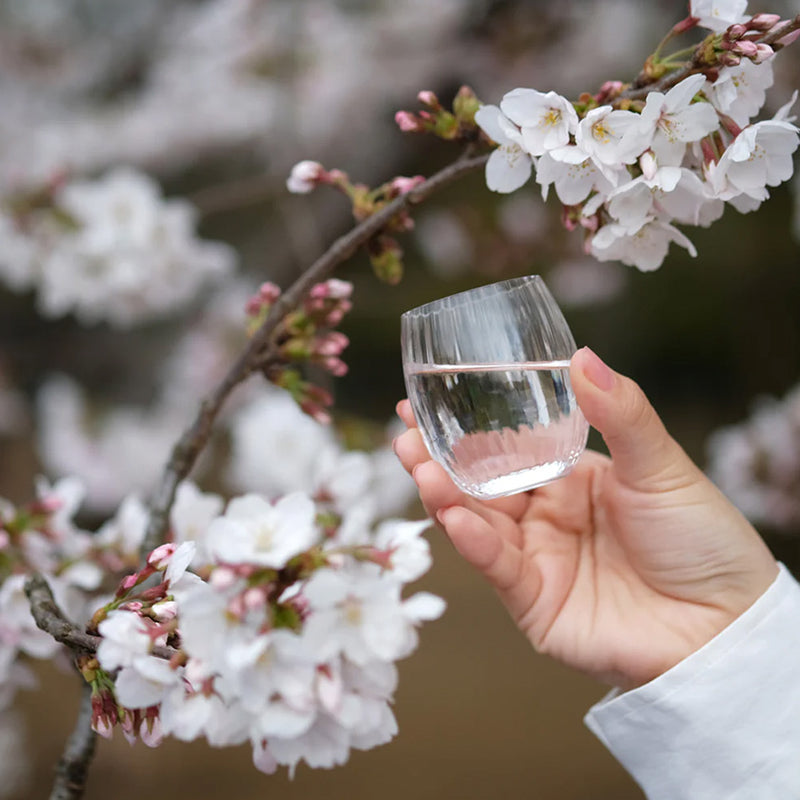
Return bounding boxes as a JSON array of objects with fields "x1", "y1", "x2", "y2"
[
  {"x1": 435, "y1": 509, "x2": 448, "y2": 526},
  {"x1": 391, "y1": 436, "x2": 398, "y2": 455},
  {"x1": 578, "y1": 347, "x2": 615, "y2": 391}
]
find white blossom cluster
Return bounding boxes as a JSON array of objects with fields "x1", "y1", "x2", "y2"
[
  {"x1": 0, "y1": 465, "x2": 441, "y2": 775},
  {"x1": 707, "y1": 383, "x2": 800, "y2": 532},
  {"x1": 89, "y1": 489, "x2": 442, "y2": 774},
  {"x1": 476, "y1": 4, "x2": 800, "y2": 271},
  {"x1": 0, "y1": 168, "x2": 235, "y2": 326},
  {"x1": 0, "y1": 478, "x2": 103, "y2": 711}
]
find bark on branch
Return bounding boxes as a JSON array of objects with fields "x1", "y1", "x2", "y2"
[
  {"x1": 24, "y1": 572, "x2": 177, "y2": 661},
  {"x1": 140, "y1": 150, "x2": 489, "y2": 556},
  {"x1": 49, "y1": 683, "x2": 97, "y2": 800}
]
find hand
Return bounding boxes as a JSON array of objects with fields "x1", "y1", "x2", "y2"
[{"x1": 393, "y1": 347, "x2": 779, "y2": 689}]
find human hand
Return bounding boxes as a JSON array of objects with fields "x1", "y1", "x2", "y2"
[{"x1": 393, "y1": 347, "x2": 779, "y2": 689}]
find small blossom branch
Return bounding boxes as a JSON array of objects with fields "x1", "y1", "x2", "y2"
[
  {"x1": 24, "y1": 572, "x2": 177, "y2": 660},
  {"x1": 140, "y1": 150, "x2": 488, "y2": 556},
  {"x1": 49, "y1": 683, "x2": 97, "y2": 800}
]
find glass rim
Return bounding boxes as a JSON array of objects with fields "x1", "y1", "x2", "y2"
[{"x1": 401, "y1": 274, "x2": 545, "y2": 319}]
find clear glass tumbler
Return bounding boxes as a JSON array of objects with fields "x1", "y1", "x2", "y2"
[{"x1": 401, "y1": 275, "x2": 588, "y2": 499}]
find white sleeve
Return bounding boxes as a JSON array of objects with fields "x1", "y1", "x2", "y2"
[{"x1": 584, "y1": 563, "x2": 800, "y2": 800}]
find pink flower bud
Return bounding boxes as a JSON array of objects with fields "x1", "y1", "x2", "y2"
[
  {"x1": 777, "y1": 28, "x2": 800, "y2": 47},
  {"x1": 243, "y1": 587, "x2": 266, "y2": 612},
  {"x1": 258, "y1": 282, "x2": 281, "y2": 303},
  {"x1": 321, "y1": 357, "x2": 348, "y2": 377},
  {"x1": 417, "y1": 90, "x2": 440, "y2": 109},
  {"x1": 210, "y1": 566, "x2": 238, "y2": 590},
  {"x1": 325, "y1": 279, "x2": 353, "y2": 299},
  {"x1": 314, "y1": 331, "x2": 349, "y2": 357},
  {"x1": 391, "y1": 175, "x2": 426, "y2": 195},
  {"x1": 148, "y1": 542, "x2": 176, "y2": 570},
  {"x1": 748, "y1": 13, "x2": 781, "y2": 31},
  {"x1": 395, "y1": 110, "x2": 422, "y2": 132},
  {"x1": 300, "y1": 401, "x2": 331, "y2": 425},
  {"x1": 732, "y1": 39, "x2": 758, "y2": 57},
  {"x1": 727, "y1": 23, "x2": 747, "y2": 39},
  {"x1": 753, "y1": 43, "x2": 774, "y2": 62},
  {"x1": 286, "y1": 160, "x2": 324, "y2": 194},
  {"x1": 719, "y1": 52, "x2": 741, "y2": 66},
  {"x1": 119, "y1": 572, "x2": 141, "y2": 594}
]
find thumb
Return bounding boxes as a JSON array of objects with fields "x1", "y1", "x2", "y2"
[{"x1": 570, "y1": 347, "x2": 698, "y2": 488}]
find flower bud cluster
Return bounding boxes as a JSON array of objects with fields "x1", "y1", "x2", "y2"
[
  {"x1": 395, "y1": 87, "x2": 482, "y2": 142},
  {"x1": 475, "y1": 11, "x2": 799, "y2": 271},
  {"x1": 286, "y1": 159, "x2": 427, "y2": 285},
  {"x1": 89, "y1": 490, "x2": 444, "y2": 775},
  {"x1": 245, "y1": 279, "x2": 354, "y2": 422}
]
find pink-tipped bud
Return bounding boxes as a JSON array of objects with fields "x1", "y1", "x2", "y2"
[
  {"x1": 748, "y1": 13, "x2": 782, "y2": 31},
  {"x1": 210, "y1": 566, "x2": 238, "y2": 590},
  {"x1": 243, "y1": 587, "x2": 266, "y2": 612},
  {"x1": 314, "y1": 331, "x2": 349, "y2": 357},
  {"x1": 777, "y1": 28, "x2": 800, "y2": 47},
  {"x1": 595, "y1": 80, "x2": 624, "y2": 103},
  {"x1": 395, "y1": 110, "x2": 422, "y2": 132},
  {"x1": 753, "y1": 43, "x2": 774, "y2": 62},
  {"x1": 258, "y1": 282, "x2": 281, "y2": 303},
  {"x1": 147, "y1": 542, "x2": 176, "y2": 570},
  {"x1": 417, "y1": 90, "x2": 441, "y2": 109},
  {"x1": 727, "y1": 23, "x2": 748, "y2": 39},
  {"x1": 321, "y1": 357, "x2": 348, "y2": 377},
  {"x1": 390, "y1": 175, "x2": 426, "y2": 195},
  {"x1": 118, "y1": 572, "x2": 141, "y2": 596},
  {"x1": 286, "y1": 160, "x2": 324, "y2": 194},
  {"x1": 732, "y1": 39, "x2": 758, "y2": 58}
]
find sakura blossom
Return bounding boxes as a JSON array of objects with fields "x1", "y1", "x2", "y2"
[
  {"x1": 499, "y1": 89, "x2": 579, "y2": 156},
  {"x1": 690, "y1": 0, "x2": 750, "y2": 32},
  {"x1": 635, "y1": 74, "x2": 720, "y2": 165},
  {"x1": 474, "y1": 105, "x2": 534, "y2": 193},
  {"x1": 707, "y1": 383, "x2": 800, "y2": 531}
]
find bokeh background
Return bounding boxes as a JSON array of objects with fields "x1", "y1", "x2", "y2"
[{"x1": 2, "y1": 0, "x2": 800, "y2": 797}]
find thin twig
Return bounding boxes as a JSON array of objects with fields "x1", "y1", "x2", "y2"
[
  {"x1": 24, "y1": 572, "x2": 177, "y2": 660},
  {"x1": 49, "y1": 682, "x2": 97, "y2": 800},
  {"x1": 140, "y1": 150, "x2": 489, "y2": 556}
]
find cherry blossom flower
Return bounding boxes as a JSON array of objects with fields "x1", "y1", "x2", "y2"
[
  {"x1": 96, "y1": 610, "x2": 153, "y2": 671},
  {"x1": 706, "y1": 118, "x2": 800, "y2": 203},
  {"x1": 474, "y1": 105, "x2": 533, "y2": 193},
  {"x1": 206, "y1": 493, "x2": 319, "y2": 569},
  {"x1": 286, "y1": 161, "x2": 324, "y2": 193},
  {"x1": 690, "y1": 0, "x2": 749, "y2": 32},
  {"x1": 635, "y1": 74, "x2": 720, "y2": 165},
  {"x1": 574, "y1": 106, "x2": 648, "y2": 166},
  {"x1": 535, "y1": 149, "x2": 621, "y2": 205},
  {"x1": 499, "y1": 89, "x2": 579, "y2": 156},
  {"x1": 591, "y1": 218, "x2": 698, "y2": 271},
  {"x1": 706, "y1": 60, "x2": 775, "y2": 126}
]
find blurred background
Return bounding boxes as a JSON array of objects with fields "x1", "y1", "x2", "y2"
[{"x1": 2, "y1": 0, "x2": 800, "y2": 797}]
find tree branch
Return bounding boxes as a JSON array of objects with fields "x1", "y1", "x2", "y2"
[
  {"x1": 49, "y1": 682, "x2": 97, "y2": 800},
  {"x1": 140, "y1": 150, "x2": 489, "y2": 556},
  {"x1": 24, "y1": 572, "x2": 177, "y2": 660}
]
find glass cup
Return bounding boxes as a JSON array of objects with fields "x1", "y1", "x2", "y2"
[{"x1": 401, "y1": 275, "x2": 588, "y2": 499}]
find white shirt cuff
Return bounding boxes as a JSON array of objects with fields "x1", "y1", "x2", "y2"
[{"x1": 584, "y1": 563, "x2": 800, "y2": 800}]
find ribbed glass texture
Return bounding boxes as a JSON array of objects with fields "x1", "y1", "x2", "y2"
[{"x1": 401, "y1": 276, "x2": 588, "y2": 499}]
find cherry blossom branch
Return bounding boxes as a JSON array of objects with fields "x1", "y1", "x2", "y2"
[
  {"x1": 622, "y1": 15, "x2": 800, "y2": 100},
  {"x1": 24, "y1": 572, "x2": 177, "y2": 660},
  {"x1": 50, "y1": 683, "x2": 97, "y2": 800},
  {"x1": 140, "y1": 150, "x2": 489, "y2": 556}
]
